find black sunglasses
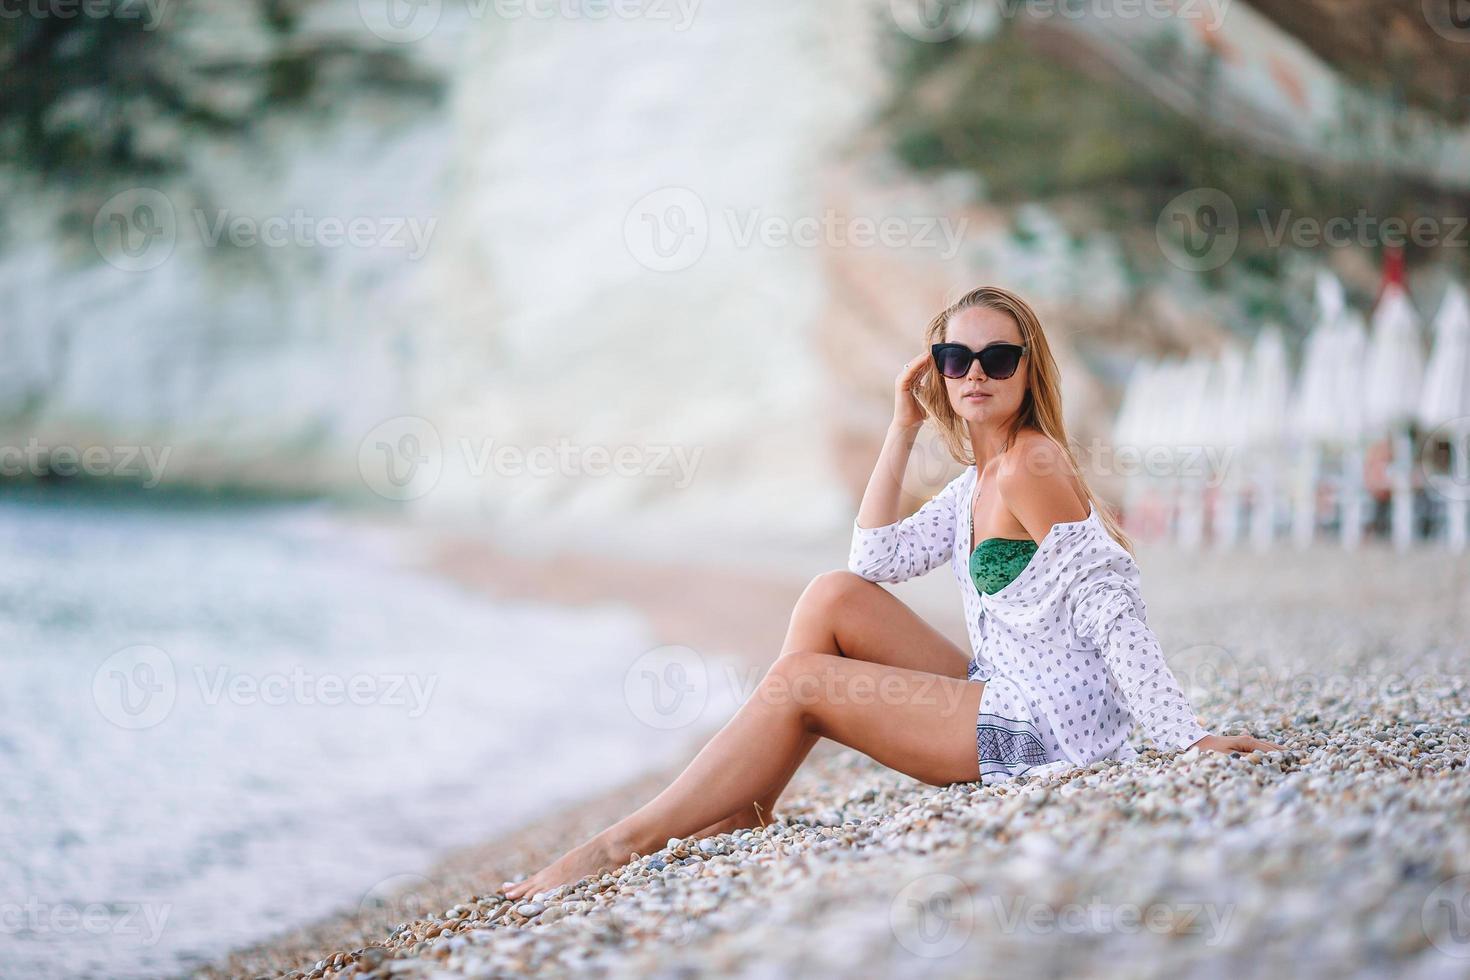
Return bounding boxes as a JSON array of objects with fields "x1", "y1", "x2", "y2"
[{"x1": 931, "y1": 342, "x2": 1028, "y2": 381}]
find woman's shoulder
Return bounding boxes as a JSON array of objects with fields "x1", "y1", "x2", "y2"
[
  {"x1": 996, "y1": 430, "x2": 1087, "y2": 521},
  {"x1": 999, "y1": 428, "x2": 1072, "y2": 475}
]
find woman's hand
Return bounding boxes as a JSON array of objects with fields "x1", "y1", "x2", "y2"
[
  {"x1": 1189, "y1": 732, "x2": 1287, "y2": 755},
  {"x1": 893, "y1": 353, "x2": 931, "y2": 430}
]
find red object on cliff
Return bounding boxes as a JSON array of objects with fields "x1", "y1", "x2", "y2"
[{"x1": 1378, "y1": 244, "x2": 1405, "y2": 303}]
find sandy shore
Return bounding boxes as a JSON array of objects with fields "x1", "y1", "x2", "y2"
[
  {"x1": 205, "y1": 538, "x2": 1470, "y2": 979},
  {"x1": 201, "y1": 531, "x2": 845, "y2": 980}
]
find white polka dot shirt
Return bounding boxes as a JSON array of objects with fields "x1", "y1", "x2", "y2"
[{"x1": 848, "y1": 466, "x2": 1210, "y2": 758}]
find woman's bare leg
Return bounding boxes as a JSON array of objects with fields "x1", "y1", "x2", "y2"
[
  {"x1": 783, "y1": 571, "x2": 970, "y2": 675},
  {"x1": 501, "y1": 649, "x2": 982, "y2": 900},
  {"x1": 687, "y1": 570, "x2": 970, "y2": 837}
]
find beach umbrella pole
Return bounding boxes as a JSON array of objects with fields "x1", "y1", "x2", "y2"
[
  {"x1": 1180, "y1": 473, "x2": 1205, "y2": 550},
  {"x1": 1164, "y1": 472, "x2": 1182, "y2": 546},
  {"x1": 1292, "y1": 443, "x2": 1319, "y2": 549},
  {"x1": 1391, "y1": 428, "x2": 1414, "y2": 551},
  {"x1": 1250, "y1": 455, "x2": 1277, "y2": 551},
  {"x1": 1213, "y1": 475, "x2": 1241, "y2": 550},
  {"x1": 1451, "y1": 432, "x2": 1469, "y2": 552},
  {"x1": 1341, "y1": 443, "x2": 1366, "y2": 550}
]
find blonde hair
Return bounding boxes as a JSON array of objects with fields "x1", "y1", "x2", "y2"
[{"x1": 915, "y1": 285, "x2": 1134, "y2": 555}]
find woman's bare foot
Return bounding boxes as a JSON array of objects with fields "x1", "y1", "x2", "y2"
[{"x1": 500, "y1": 832, "x2": 640, "y2": 902}]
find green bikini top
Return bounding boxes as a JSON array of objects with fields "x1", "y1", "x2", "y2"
[{"x1": 969, "y1": 537, "x2": 1039, "y2": 595}]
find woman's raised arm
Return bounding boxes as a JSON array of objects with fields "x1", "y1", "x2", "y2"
[
  {"x1": 848, "y1": 467, "x2": 965, "y2": 584},
  {"x1": 854, "y1": 353, "x2": 932, "y2": 530},
  {"x1": 847, "y1": 353, "x2": 964, "y2": 584}
]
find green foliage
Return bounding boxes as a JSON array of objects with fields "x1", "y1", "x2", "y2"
[
  {"x1": 882, "y1": 29, "x2": 1199, "y2": 208},
  {"x1": 876, "y1": 25, "x2": 1470, "y2": 282},
  {"x1": 0, "y1": 1, "x2": 442, "y2": 182}
]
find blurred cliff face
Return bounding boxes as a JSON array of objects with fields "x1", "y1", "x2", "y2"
[
  {"x1": 0, "y1": 2, "x2": 887, "y2": 558},
  {"x1": 0, "y1": 0, "x2": 454, "y2": 490},
  {"x1": 4, "y1": 1, "x2": 1468, "y2": 558}
]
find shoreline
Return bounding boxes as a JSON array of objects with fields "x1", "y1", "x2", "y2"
[
  {"x1": 201, "y1": 528, "x2": 828, "y2": 979},
  {"x1": 203, "y1": 535, "x2": 1470, "y2": 979}
]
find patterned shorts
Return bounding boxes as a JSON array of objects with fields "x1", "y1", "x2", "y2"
[{"x1": 966, "y1": 663, "x2": 1068, "y2": 784}]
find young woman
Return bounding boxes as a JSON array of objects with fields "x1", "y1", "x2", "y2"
[{"x1": 502, "y1": 285, "x2": 1283, "y2": 900}]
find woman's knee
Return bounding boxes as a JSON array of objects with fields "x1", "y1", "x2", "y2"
[
  {"x1": 760, "y1": 650, "x2": 838, "y2": 714},
  {"x1": 789, "y1": 570, "x2": 868, "y2": 626},
  {"x1": 765, "y1": 649, "x2": 835, "y2": 685},
  {"x1": 804, "y1": 568, "x2": 870, "y2": 603}
]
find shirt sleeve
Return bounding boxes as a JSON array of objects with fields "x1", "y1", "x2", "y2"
[
  {"x1": 1065, "y1": 544, "x2": 1211, "y2": 752},
  {"x1": 847, "y1": 472, "x2": 964, "y2": 584}
]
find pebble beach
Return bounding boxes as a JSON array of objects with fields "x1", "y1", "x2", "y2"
[{"x1": 210, "y1": 541, "x2": 1470, "y2": 979}]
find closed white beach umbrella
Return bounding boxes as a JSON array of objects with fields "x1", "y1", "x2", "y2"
[
  {"x1": 1132, "y1": 356, "x2": 1196, "y2": 544},
  {"x1": 1208, "y1": 346, "x2": 1249, "y2": 448},
  {"x1": 1173, "y1": 353, "x2": 1217, "y2": 449},
  {"x1": 1173, "y1": 353, "x2": 1216, "y2": 549},
  {"x1": 1205, "y1": 346, "x2": 1248, "y2": 549},
  {"x1": 1364, "y1": 272, "x2": 1425, "y2": 551},
  {"x1": 1128, "y1": 357, "x2": 1182, "y2": 541},
  {"x1": 1364, "y1": 282, "x2": 1426, "y2": 433},
  {"x1": 1290, "y1": 296, "x2": 1336, "y2": 547},
  {"x1": 1113, "y1": 357, "x2": 1157, "y2": 450},
  {"x1": 1289, "y1": 272, "x2": 1367, "y2": 548},
  {"x1": 1291, "y1": 274, "x2": 1347, "y2": 547},
  {"x1": 1418, "y1": 282, "x2": 1470, "y2": 551},
  {"x1": 1114, "y1": 357, "x2": 1166, "y2": 539},
  {"x1": 1291, "y1": 323, "x2": 1334, "y2": 443},
  {"x1": 1418, "y1": 282, "x2": 1470, "y2": 429},
  {"x1": 1243, "y1": 326, "x2": 1291, "y2": 549},
  {"x1": 1134, "y1": 356, "x2": 1179, "y2": 446},
  {"x1": 1243, "y1": 325, "x2": 1291, "y2": 449},
  {"x1": 1296, "y1": 268, "x2": 1368, "y2": 447},
  {"x1": 1315, "y1": 268, "x2": 1346, "y2": 326},
  {"x1": 1333, "y1": 308, "x2": 1370, "y2": 549},
  {"x1": 1328, "y1": 309, "x2": 1369, "y2": 447}
]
